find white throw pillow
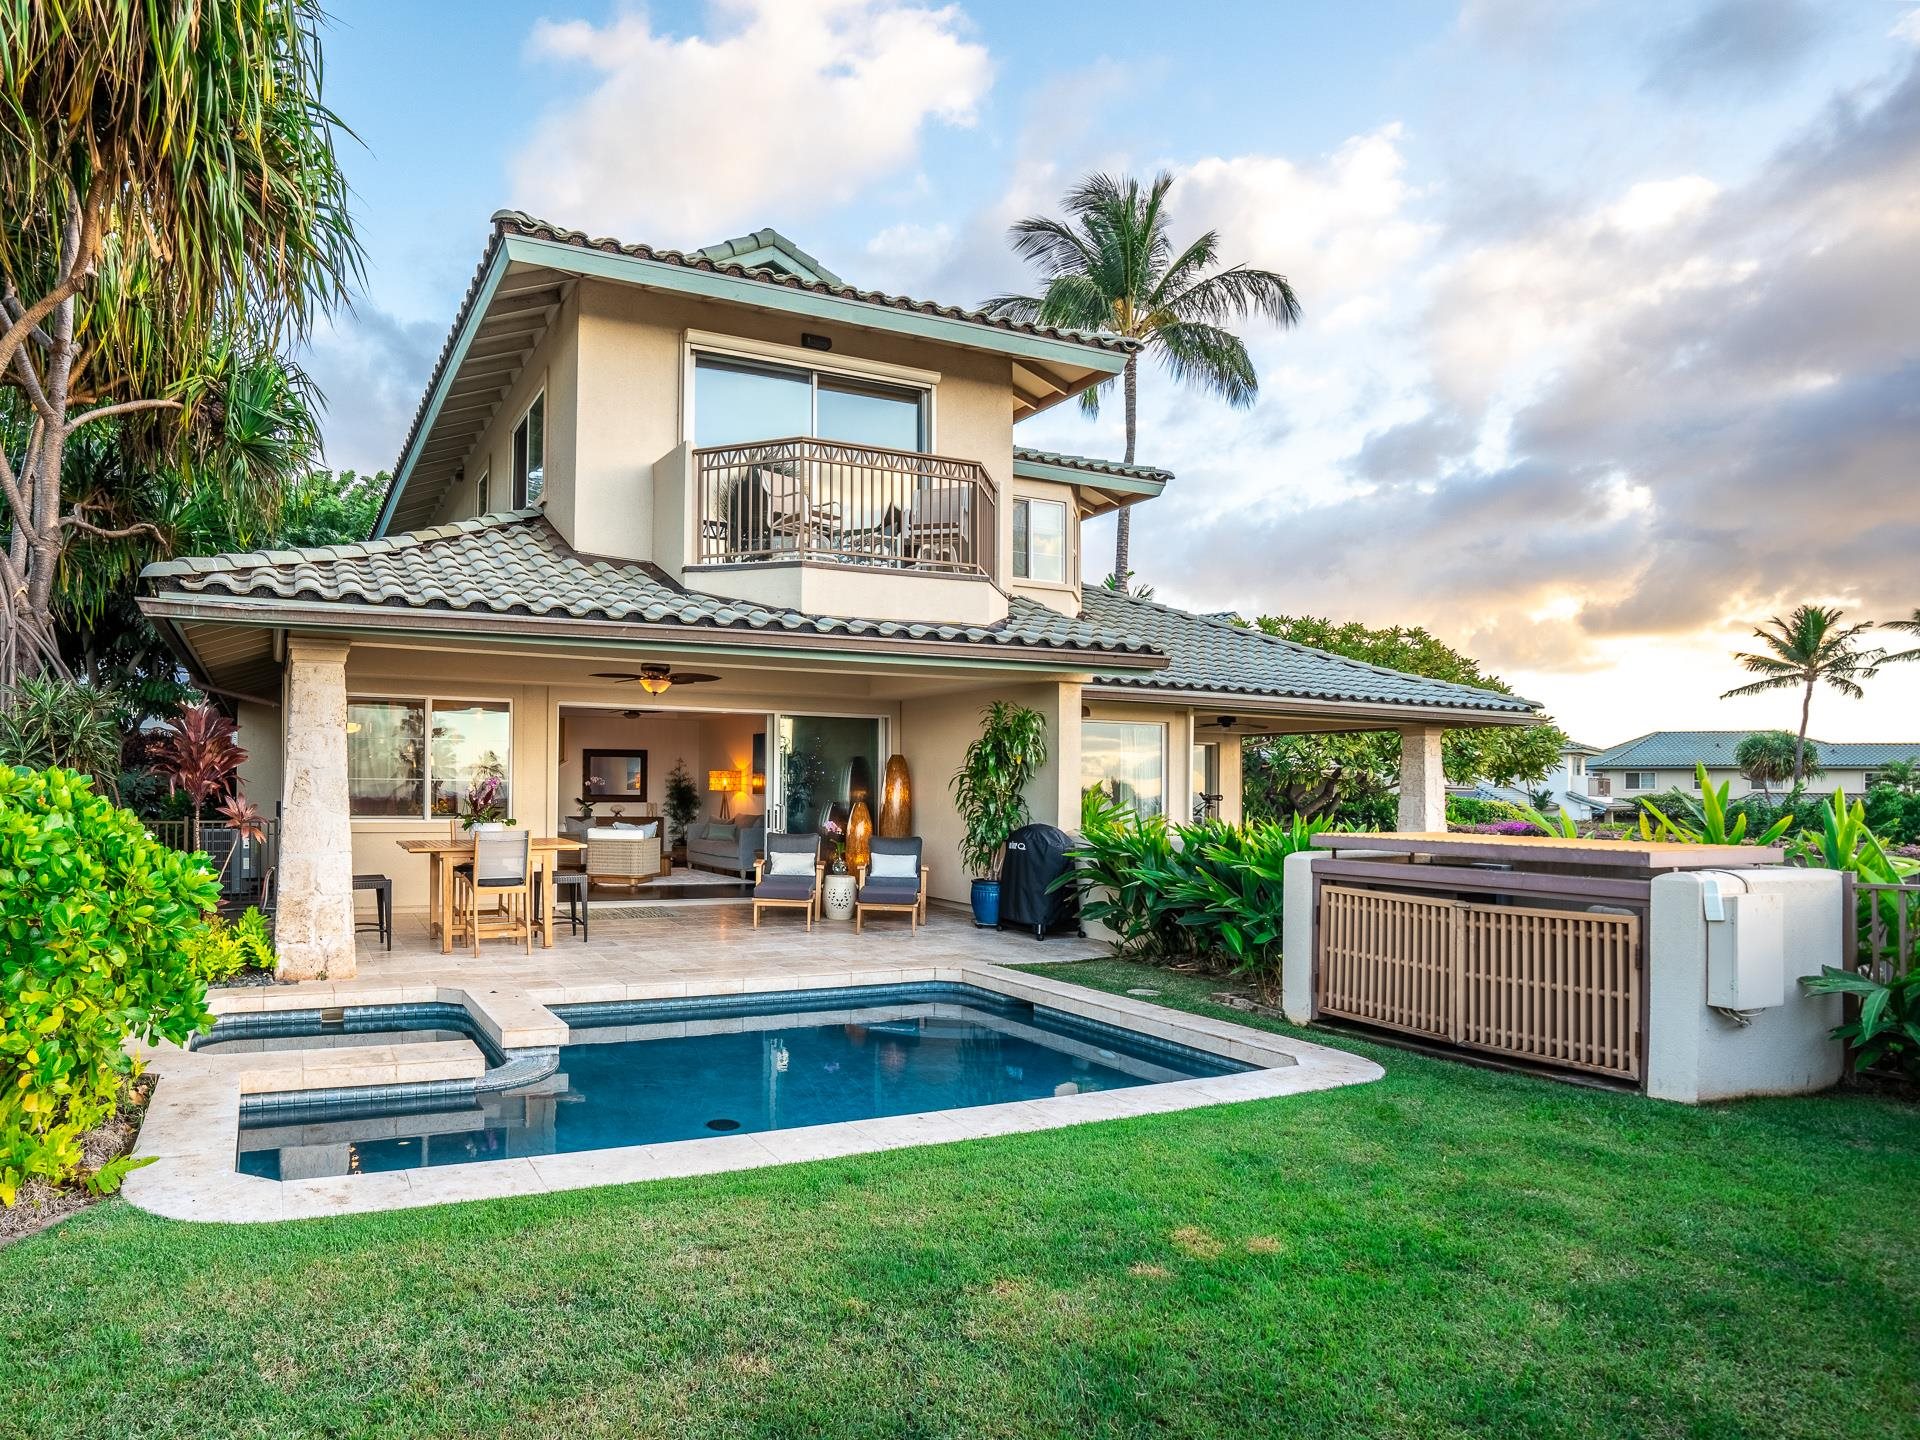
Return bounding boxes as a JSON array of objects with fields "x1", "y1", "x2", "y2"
[
  {"x1": 765, "y1": 848, "x2": 815, "y2": 876},
  {"x1": 869, "y1": 850, "x2": 918, "y2": 879}
]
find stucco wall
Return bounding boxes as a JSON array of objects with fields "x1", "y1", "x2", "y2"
[
  {"x1": 556, "y1": 709, "x2": 703, "y2": 822},
  {"x1": 1598, "y1": 765, "x2": 1880, "y2": 798}
]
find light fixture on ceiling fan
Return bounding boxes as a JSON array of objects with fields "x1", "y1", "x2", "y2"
[{"x1": 589, "y1": 663, "x2": 722, "y2": 695}]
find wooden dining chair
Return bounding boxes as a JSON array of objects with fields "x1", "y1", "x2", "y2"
[{"x1": 464, "y1": 828, "x2": 533, "y2": 955}]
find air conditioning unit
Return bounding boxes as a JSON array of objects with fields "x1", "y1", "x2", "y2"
[{"x1": 1703, "y1": 882, "x2": 1784, "y2": 1010}]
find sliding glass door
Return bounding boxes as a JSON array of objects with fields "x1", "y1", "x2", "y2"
[{"x1": 768, "y1": 714, "x2": 885, "y2": 838}]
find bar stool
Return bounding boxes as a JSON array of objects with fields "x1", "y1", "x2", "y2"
[
  {"x1": 548, "y1": 870, "x2": 589, "y2": 941},
  {"x1": 352, "y1": 873, "x2": 393, "y2": 950}
]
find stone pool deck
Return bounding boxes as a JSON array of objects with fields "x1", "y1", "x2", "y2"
[{"x1": 124, "y1": 904, "x2": 1384, "y2": 1222}]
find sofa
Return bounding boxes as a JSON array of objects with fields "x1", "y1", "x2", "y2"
[
  {"x1": 584, "y1": 821, "x2": 669, "y2": 888},
  {"x1": 686, "y1": 818, "x2": 765, "y2": 876}
]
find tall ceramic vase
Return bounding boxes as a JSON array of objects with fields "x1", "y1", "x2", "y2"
[
  {"x1": 847, "y1": 800, "x2": 873, "y2": 872},
  {"x1": 877, "y1": 754, "x2": 912, "y2": 838}
]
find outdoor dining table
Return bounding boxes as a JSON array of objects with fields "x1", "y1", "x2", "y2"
[{"x1": 396, "y1": 835, "x2": 586, "y2": 954}]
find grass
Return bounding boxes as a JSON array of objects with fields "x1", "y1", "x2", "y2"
[{"x1": 1, "y1": 958, "x2": 1915, "y2": 1440}]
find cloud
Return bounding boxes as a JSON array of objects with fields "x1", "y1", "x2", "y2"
[
  {"x1": 1126, "y1": 56, "x2": 1920, "y2": 690},
  {"x1": 1641, "y1": 0, "x2": 1823, "y2": 98},
  {"x1": 1898, "y1": 9, "x2": 1920, "y2": 46},
  {"x1": 508, "y1": 0, "x2": 991, "y2": 244},
  {"x1": 301, "y1": 306, "x2": 445, "y2": 476}
]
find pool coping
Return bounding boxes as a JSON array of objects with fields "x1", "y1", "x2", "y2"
[{"x1": 122, "y1": 963, "x2": 1383, "y2": 1222}]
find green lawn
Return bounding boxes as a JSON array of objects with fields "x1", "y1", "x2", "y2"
[{"x1": 1, "y1": 959, "x2": 1915, "y2": 1440}]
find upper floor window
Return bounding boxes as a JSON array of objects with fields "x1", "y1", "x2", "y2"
[
  {"x1": 513, "y1": 393, "x2": 545, "y2": 507},
  {"x1": 694, "y1": 355, "x2": 926, "y2": 452},
  {"x1": 476, "y1": 467, "x2": 491, "y2": 513},
  {"x1": 1012, "y1": 497, "x2": 1067, "y2": 583}
]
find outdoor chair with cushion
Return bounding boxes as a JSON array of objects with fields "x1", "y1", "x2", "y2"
[
  {"x1": 461, "y1": 828, "x2": 533, "y2": 956},
  {"x1": 585, "y1": 821, "x2": 666, "y2": 889},
  {"x1": 906, "y1": 480, "x2": 970, "y2": 568},
  {"x1": 752, "y1": 832, "x2": 824, "y2": 929},
  {"x1": 855, "y1": 836, "x2": 929, "y2": 932}
]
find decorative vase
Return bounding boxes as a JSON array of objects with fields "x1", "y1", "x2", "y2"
[
  {"x1": 878, "y1": 754, "x2": 912, "y2": 837},
  {"x1": 847, "y1": 799, "x2": 873, "y2": 872},
  {"x1": 970, "y1": 878, "x2": 1001, "y2": 928}
]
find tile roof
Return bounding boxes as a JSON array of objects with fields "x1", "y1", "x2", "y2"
[
  {"x1": 141, "y1": 511, "x2": 1160, "y2": 661},
  {"x1": 1589, "y1": 731, "x2": 1920, "y2": 769},
  {"x1": 1081, "y1": 589, "x2": 1540, "y2": 715},
  {"x1": 694, "y1": 228, "x2": 844, "y2": 285},
  {"x1": 495, "y1": 211, "x2": 1137, "y2": 354},
  {"x1": 1012, "y1": 446, "x2": 1173, "y2": 483}
]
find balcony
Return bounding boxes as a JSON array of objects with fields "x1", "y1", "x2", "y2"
[{"x1": 692, "y1": 437, "x2": 997, "y2": 577}]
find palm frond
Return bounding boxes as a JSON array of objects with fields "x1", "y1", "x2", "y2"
[
  {"x1": 1151, "y1": 321, "x2": 1258, "y2": 407},
  {"x1": 1159, "y1": 263, "x2": 1302, "y2": 329}
]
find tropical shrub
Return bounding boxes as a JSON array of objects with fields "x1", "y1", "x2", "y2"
[
  {"x1": 1800, "y1": 967, "x2": 1920, "y2": 1080},
  {"x1": 951, "y1": 702, "x2": 1048, "y2": 877},
  {"x1": 0, "y1": 676, "x2": 126, "y2": 793},
  {"x1": 1446, "y1": 796, "x2": 1533, "y2": 826},
  {"x1": 1864, "y1": 783, "x2": 1920, "y2": 845},
  {"x1": 1637, "y1": 765, "x2": 1792, "y2": 845},
  {"x1": 0, "y1": 767, "x2": 219, "y2": 1204},
  {"x1": 1066, "y1": 803, "x2": 1327, "y2": 993},
  {"x1": 183, "y1": 906, "x2": 277, "y2": 984}
]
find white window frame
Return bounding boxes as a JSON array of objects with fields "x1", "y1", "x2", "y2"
[
  {"x1": 512, "y1": 391, "x2": 545, "y2": 509},
  {"x1": 475, "y1": 466, "x2": 491, "y2": 515},
  {"x1": 683, "y1": 331, "x2": 940, "y2": 452},
  {"x1": 1624, "y1": 771, "x2": 1656, "y2": 791},
  {"x1": 347, "y1": 693, "x2": 515, "y2": 822},
  {"x1": 1012, "y1": 495, "x2": 1070, "y2": 585}
]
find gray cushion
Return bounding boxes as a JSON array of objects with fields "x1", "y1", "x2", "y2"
[
  {"x1": 857, "y1": 878, "x2": 920, "y2": 905},
  {"x1": 753, "y1": 875, "x2": 816, "y2": 901}
]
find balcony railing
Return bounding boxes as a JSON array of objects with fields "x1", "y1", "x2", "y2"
[{"x1": 692, "y1": 437, "x2": 996, "y2": 577}]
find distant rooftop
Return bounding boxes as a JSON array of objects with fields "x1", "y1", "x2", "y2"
[{"x1": 1589, "y1": 730, "x2": 1920, "y2": 770}]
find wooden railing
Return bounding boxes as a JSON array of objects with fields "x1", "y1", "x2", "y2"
[
  {"x1": 1844, "y1": 877, "x2": 1920, "y2": 981},
  {"x1": 692, "y1": 437, "x2": 996, "y2": 576}
]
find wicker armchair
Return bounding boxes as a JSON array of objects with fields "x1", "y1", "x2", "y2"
[{"x1": 585, "y1": 823, "x2": 668, "y2": 889}]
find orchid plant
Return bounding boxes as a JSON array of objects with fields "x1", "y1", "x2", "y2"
[{"x1": 459, "y1": 774, "x2": 515, "y2": 829}]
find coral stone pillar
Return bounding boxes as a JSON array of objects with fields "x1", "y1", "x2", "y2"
[
  {"x1": 275, "y1": 636, "x2": 357, "y2": 980},
  {"x1": 1396, "y1": 725, "x2": 1448, "y2": 833}
]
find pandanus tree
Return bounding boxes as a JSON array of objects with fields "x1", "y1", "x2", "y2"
[
  {"x1": 984, "y1": 172, "x2": 1300, "y2": 585},
  {"x1": 0, "y1": 0, "x2": 360, "y2": 688},
  {"x1": 1734, "y1": 730, "x2": 1813, "y2": 794},
  {"x1": 1722, "y1": 606, "x2": 1879, "y2": 785}
]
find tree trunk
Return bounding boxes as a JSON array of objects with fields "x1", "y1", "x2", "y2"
[
  {"x1": 1794, "y1": 679, "x2": 1813, "y2": 784},
  {"x1": 1112, "y1": 354, "x2": 1138, "y2": 585}
]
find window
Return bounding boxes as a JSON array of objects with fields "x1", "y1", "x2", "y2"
[
  {"x1": 693, "y1": 354, "x2": 927, "y2": 451},
  {"x1": 475, "y1": 468, "x2": 491, "y2": 514},
  {"x1": 1191, "y1": 742, "x2": 1221, "y2": 821},
  {"x1": 1083, "y1": 721, "x2": 1166, "y2": 818},
  {"x1": 512, "y1": 393, "x2": 544, "y2": 507},
  {"x1": 1012, "y1": 498, "x2": 1067, "y2": 583},
  {"x1": 1624, "y1": 771, "x2": 1656, "y2": 791},
  {"x1": 348, "y1": 697, "x2": 511, "y2": 819}
]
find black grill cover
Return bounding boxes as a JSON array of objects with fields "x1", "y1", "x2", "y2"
[{"x1": 998, "y1": 823, "x2": 1081, "y2": 939}]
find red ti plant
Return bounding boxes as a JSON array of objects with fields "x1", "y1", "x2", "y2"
[
  {"x1": 154, "y1": 703, "x2": 248, "y2": 853},
  {"x1": 213, "y1": 792, "x2": 267, "y2": 891}
]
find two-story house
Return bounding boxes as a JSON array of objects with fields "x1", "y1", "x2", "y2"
[
  {"x1": 1588, "y1": 731, "x2": 1920, "y2": 812},
  {"x1": 139, "y1": 212, "x2": 1540, "y2": 978}
]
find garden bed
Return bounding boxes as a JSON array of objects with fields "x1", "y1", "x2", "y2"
[{"x1": 0, "y1": 1076, "x2": 154, "y2": 1249}]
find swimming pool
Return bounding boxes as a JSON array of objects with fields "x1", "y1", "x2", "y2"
[{"x1": 236, "y1": 982, "x2": 1249, "y2": 1180}]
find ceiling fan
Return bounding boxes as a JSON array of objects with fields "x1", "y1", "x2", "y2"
[{"x1": 589, "y1": 663, "x2": 722, "y2": 695}]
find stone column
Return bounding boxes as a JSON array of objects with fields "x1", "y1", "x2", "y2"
[
  {"x1": 1396, "y1": 725, "x2": 1447, "y2": 833},
  {"x1": 275, "y1": 637, "x2": 357, "y2": 980}
]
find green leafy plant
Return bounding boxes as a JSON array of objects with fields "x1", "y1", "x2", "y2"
[
  {"x1": 83, "y1": 1151, "x2": 156, "y2": 1197},
  {"x1": 663, "y1": 760, "x2": 702, "y2": 849},
  {"x1": 1064, "y1": 804, "x2": 1327, "y2": 994},
  {"x1": 181, "y1": 905, "x2": 275, "y2": 984},
  {"x1": 0, "y1": 767, "x2": 219, "y2": 1205},
  {"x1": 950, "y1": 702, "x2": 1048, "y2": 878},
  {"x1": 1516, "y1": 803, "x2": 1582, "y2": 838},
  {"x1": 0, "y1": 675, "x2": 126, "y2": 793},
  {"x1": 1637, "y1": 765, "x2": 1793, "y2": 846},
  {"x1": 1799, "y1": 967, "x2": 1920, "y2": 1080}
]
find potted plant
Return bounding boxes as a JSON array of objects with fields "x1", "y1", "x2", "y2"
[
  {"x1": 949, "y1": 701, "x2": 1048, "y2": 927},
  {"x1": 459, "y1": 774, "x2": 515, "y2": 832},
  {"x1": 664, "y1": 759, "x2": 701, "y2": 863}
]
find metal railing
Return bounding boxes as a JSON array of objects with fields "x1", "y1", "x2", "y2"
[
  {"x1": 692, "y1": 437, "x2": 997, "y2": 576},
  {"x1": 146, "y1": 817, "x2": 277, "y2": 905}
]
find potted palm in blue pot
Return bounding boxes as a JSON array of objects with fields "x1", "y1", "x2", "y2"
[{"x1": 950, "y1": 701, "x2": 1049, "y2": 927}]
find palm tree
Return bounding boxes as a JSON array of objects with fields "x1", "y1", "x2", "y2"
[
  {"x1": 1878, "y1": 609, "x2": 1920, "y2": 666},
  {"x1": 1733, "y1": 730, "x2": 1811, "y2": 795},
  {"x1": 1722, "y1": 606, "x2": 1879, "y2": 783},
  {"x1": 983, "y1": 173, "x2": 1300, "y2": 583},
  {"x1": 0, "y1": 1, "x2": 360, "y2": 687},
  {"x1": 1875, "y1": 758, "x2": 1920, "y2": 794}
]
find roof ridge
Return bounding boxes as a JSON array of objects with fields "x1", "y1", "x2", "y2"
[{"x1": 1087, "y1": 587, "x2": 1538, "y2": 709}]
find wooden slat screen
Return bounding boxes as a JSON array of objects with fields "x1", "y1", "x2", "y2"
[{"x1": 1317, "y1": 885, "x2": 1642, "y2": 1081}]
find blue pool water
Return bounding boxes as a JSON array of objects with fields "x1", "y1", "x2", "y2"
[{"x1": 236, "y1": 983, "x2": 1245, "y2": 1179}]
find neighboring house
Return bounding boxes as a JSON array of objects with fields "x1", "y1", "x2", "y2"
[
  {"x1": 1455, "y1": 739, "x2": 1609, "y2": 820},
  {"x1": 1587, "y1": 731, "x2": 1920, "y2": 811},
  {"x1": 139, "y1": 211, "x2": 1540, "y2": 977}
]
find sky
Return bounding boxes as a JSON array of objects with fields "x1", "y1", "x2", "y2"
[{"x1": 304, "y1": 0, "x2": 1920, "y2": 748}]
